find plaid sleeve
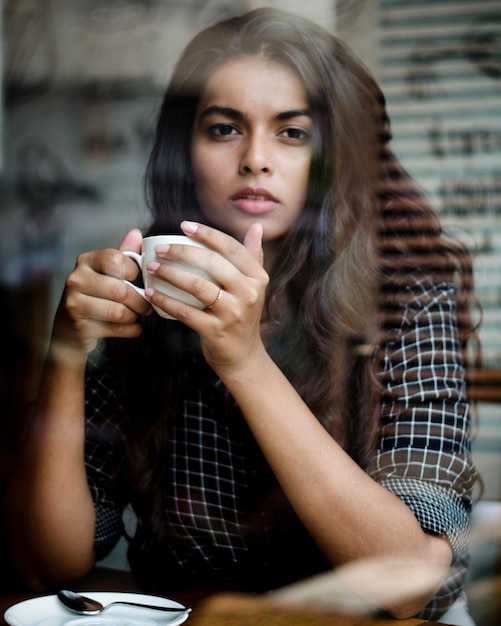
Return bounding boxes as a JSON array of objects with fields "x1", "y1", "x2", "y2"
[
  {"x1": 85, "y1": 346, "x2": 129, "y2": 558},
  {"x1": 367, "y1": 277, "x2": 477, "y2": 563}
]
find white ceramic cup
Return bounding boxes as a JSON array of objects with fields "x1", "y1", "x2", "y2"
[{"x1": 123, "y1": 235, "x2": 219, "y2": 319}]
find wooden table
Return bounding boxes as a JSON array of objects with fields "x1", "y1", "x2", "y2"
[{"x1": 0, "y1": 567, "x2": 445, "y2": 626}]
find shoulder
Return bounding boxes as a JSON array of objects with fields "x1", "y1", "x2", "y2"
[{"x1": 385, "y1": 270, "x2": 458, "y2": 335}]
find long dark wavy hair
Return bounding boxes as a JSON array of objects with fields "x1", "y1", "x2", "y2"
[{"x1": 109, "y1": 8, "x2": 480, "y2": 537}]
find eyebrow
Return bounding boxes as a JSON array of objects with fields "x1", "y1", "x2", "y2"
[{"x1": 198, "y1": 105, "x2": 312, "y2": 122}]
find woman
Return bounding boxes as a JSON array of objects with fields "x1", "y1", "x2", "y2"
[{"x1": 5, "y1": 8, "x2": 480, "y2": 624}]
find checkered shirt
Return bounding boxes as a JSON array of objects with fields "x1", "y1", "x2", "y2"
[{"x1": 84, "y1": 274, "x2": 476, "y2": 621}]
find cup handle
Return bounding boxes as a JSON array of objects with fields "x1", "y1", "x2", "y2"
[{"x1": 122, "y1": 250, "x2": 145, "y2": 298}]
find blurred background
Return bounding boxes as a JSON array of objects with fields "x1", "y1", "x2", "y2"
[{"x1": 1, "y1": 1, "x2": 500, "y2": 623}]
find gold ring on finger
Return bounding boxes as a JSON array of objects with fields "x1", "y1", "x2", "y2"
[{"x1": 206, "y1": 288, "x2": 223, "y2": 310}]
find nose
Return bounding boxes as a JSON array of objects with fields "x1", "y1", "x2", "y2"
[{"x1": 239, "y1": 132, "x2": 272, "y2": 175}]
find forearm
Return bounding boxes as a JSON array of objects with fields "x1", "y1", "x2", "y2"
[
  {"x1": 217, "y1": 347, "x2": 452, "y2": 617},
  {"x1": 3, "y1": 233, "x2": 150, "y2": 589},
  {"x1": 5, "y1": 348, "x2": 96, "y2": 590}
]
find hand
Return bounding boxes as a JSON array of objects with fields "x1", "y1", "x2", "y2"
[
  {"x1": 51, "y1": 229, "x2": 152, "y2": 363},
  {"x1": 144, "y1": 221, "x2": 269, "y2": 375}
]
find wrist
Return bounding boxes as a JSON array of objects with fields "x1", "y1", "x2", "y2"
[
  {"x1": 47, "y1": 339, "x2": 91, "y2": 370},
  {"x1": 215, "y1": 342, "x2": 273, "y2": 387}
]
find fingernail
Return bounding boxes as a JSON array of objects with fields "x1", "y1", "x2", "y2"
[
  {"x1": 145, "y1": 287, "x2": 155, "y2": 299},
  {"x1": 155, "y1": 244, "x2": 170, "y2": 255},
  {"x1": 181, "y1": 221, "x2": 198, "y2": 234},
  {"x1": 147, "y1": 261, "x2": 161, "y2": 273}
]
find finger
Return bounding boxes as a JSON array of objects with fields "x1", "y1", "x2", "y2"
[
  {"x1": 148, "y1": 264, "x2": 224, "y2": 313},
  {"x1": 243, "y1": 222, "x2": 264, "y2": 266},
  {"x1": 147, "y1": 244, "x2": 232, "y2": 305},
  {"x1": 66, "y1": 293, "x2": 146, "y2": 326},
  {"x1": 56, "y1": 288, "x2": 145, "y2": 352},
  {"x1": 82, "y1": 248, "x2": 139, "y2": 282},
  {"x1": 180, "y1": 221, "x2": 265, "y2": 278},
  {"x1": 117, "y1": 229, "x2": 144, "y2": 283},
  {"x1": 69, "y1": 255, "x2": 150, "y2": 316},
  {"x1": 118, "y1": 228, "x2": 143, "y2": 253},
  {"x1": 75, "y1": 316, "x2": 144, "y2": 342},
  {"x1": 145, "y1": 286, "x2": 213, "y2": 326}
]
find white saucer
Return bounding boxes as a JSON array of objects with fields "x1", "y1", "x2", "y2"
[{"x1": 4, "y1": 592, "x2": 190, "y2": 626}]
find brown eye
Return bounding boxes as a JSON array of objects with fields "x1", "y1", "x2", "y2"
[
  {"x1": 280, "y1": 127, "x2": 311, "y2": 141},
  {"x1": 209, "y1": 123, "x2": 238, "y2": 137}
]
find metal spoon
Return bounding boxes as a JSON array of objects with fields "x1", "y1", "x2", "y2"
[{"x1": 57, "y1": 590, "x2": 191, "y2": 616}]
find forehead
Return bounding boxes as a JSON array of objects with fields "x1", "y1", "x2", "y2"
[{"x1": 198, "y1": 56, "x2": 309, "y2": 111}]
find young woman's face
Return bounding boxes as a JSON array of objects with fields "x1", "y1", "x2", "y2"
[{"x1": 191, "y1": 56, "x2": 313, "y2": 243}]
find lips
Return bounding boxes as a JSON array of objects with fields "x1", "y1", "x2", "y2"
[{"x1": 231, "y1": 187, "x2": 278, "y2": 215}]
